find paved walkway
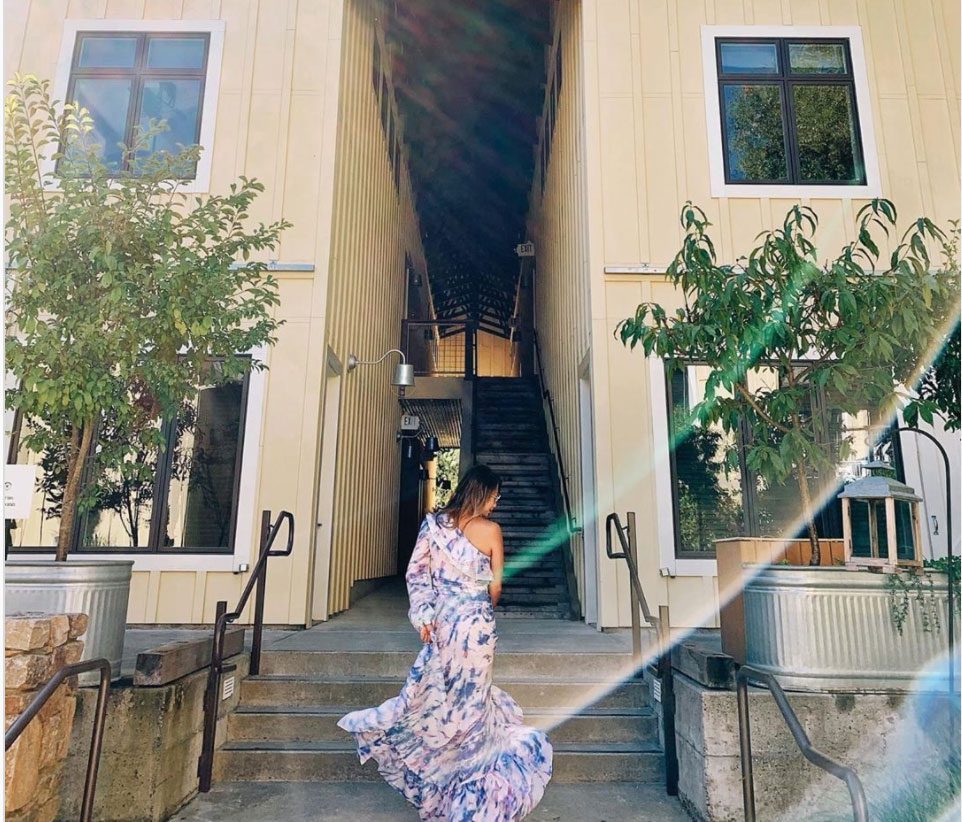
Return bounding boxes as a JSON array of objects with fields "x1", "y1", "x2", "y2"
[{"x1": 172, "y1": 781, "x2": 690, "y2": 821}]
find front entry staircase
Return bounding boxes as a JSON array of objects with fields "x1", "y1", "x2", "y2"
[{"x1": 213, "y1": 645, "x2": 663, "y2": 787}]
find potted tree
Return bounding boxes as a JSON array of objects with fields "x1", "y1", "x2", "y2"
[
  {"x1": 618, "y1": 200, "x2": 959, "y2": 689},
  {"x1": 4, "y1": 75, "x2": 289, "y2": 679}
]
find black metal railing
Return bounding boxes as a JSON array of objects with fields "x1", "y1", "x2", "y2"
[
  {"x1": 197, "y1": 509, "x2": 294, "y2": 792},
  {"x1": 736, "y1": 664, "x2": 869, "y2": 822},
  {"x1": 5, "y1": 658, "x2": 111, "y2": 822},
  {"x1": 401, "y1": 320, "x2": 477, "y2": 378},
  {"x1": 891, "y1": 426, "x2": 955, "y2": 693},
  {"x1": 532, "y1": 330, "x2": 581, "y2": 535},
  {"x1": 605, "y1": 511, "x2": 678, "y2": 796}
]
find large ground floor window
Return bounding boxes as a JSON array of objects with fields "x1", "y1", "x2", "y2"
[
  {"x1": 8, "y1": 358, "x2": 250, "y2": 555},
  {"x1": 665, "y1": 361, "x2": 903, "y2": 558}
]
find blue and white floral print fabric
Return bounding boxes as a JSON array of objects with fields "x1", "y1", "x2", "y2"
[{"x1": 338, "y1": 513, "x2": 553, "y2": 820}]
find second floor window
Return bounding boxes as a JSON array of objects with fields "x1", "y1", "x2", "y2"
[
  {"x1": 66, "y1": 32, "x2": 210, "y2": 174},
  {"x1": 716, "y1": 38, "x2": 866, "y2": 186}
]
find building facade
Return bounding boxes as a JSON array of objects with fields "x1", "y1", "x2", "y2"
[{"x1": 5, "y1": 0, "x2": 959, "y2": 630}]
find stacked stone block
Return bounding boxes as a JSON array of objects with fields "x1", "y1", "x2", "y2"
[{"x1": 5, "y1": 613, "x2": 88, "y2": 822}]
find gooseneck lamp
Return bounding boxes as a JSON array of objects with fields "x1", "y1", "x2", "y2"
[{"x1": 347, "y1": 349, "x2": 415, "y2": 387}]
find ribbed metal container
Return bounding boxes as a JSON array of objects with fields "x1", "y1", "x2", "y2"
[
  {"x1": 744, "y1": 566, "x2": 951, "y2": 692},
  {"x1": 5, "y1": 560, "x2": 133, "y2": 684}
]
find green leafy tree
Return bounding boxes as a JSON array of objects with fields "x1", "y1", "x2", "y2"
[
  {"x1": 5, "y1": 74, "x2": 290, "y2": 560},
  {"x1": 434, "y1": 448, "x2": 460, "y2": 509},
  {"x1": 903, "y1": 222, "x2": 961, "y2": 432},
  {"x1": 617, "y1": 200, "x2": 958, "y2": 564}
]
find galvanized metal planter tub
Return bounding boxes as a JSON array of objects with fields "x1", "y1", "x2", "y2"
[
  {"x1": 744, "y1": 566, "x2": 951, "y2": 692},
  {"x1": 5, "y1": 560, "x2": 133, "y2": 684}
]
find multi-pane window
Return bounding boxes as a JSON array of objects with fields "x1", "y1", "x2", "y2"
[
  {"x1": 65, "y1": 32, "x2": 210, "y2": 174},
  {"x1": 540, "y1": 42, "x2": 562, "y2": 195},
  {"x1": 666, "y1": 363, "x2": 896, "y2": 558},
  {"x1": 9, "y1": 361, "x2": 250, "y2": 555},
  {"x1": 372, "y1": 35, "x2": 401, "y2": 192},
  {"x1": 715, "y1": 38, "x2": 866, "y2": 185}
]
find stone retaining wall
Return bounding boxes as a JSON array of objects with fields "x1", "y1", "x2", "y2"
[
  {"x1": 5, "y1": 613, "x2": 88, "y2": 822},
  {"x1": 60, "y1": 652, "x2": 249, "y2": 821},
  {"x1": 675, "y1": 670, "x2": 959, "y2": 820}
]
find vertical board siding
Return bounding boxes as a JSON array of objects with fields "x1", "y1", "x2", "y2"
[
  {"x1": 8, "y1": 0, "x2": 363, "y2": 626},
  {"x1": 528, "y1": 1, "x2": 592, "y2": 612},
  {"x1": 323, "y1": 0, "x2": 429, "y2": 616},
  {"x1": 578, "y1": 0, "x2": 960, "y2": 627}
]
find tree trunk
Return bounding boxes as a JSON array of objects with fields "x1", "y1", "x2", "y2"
[
  {"x1": 56, "y1": 422, "x2": 93, "y2": 562},
  {"x1": 796, "y1": 462, "x2": 821, "y2": 566}
]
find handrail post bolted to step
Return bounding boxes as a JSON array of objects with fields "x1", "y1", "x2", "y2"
[
  {"x1": 197, "y1": 509, "x2": 295, "y2": 793},
  {"x1": 605, "y1": 511, "x2": 679, "y2": 796}
]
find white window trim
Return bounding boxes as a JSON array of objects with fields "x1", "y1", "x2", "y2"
[
  {"x1": 47, "y1": 18, "x2": 225, "y2": 194},
  {"x1": 13, "y1": 344, "x2": 268, "y2": 573},
  {"x1": 649, "y1": 357, "x2": 718, "y2": 577},
  {"x1": 701, "y1": 25, "x2": 882, "y2": 200}
]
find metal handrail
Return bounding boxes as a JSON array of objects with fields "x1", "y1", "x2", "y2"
[
  {"x1": 736, "y1": 664, "x2": 869, "y2": 822},
  {"x1": 605, "y1": 510, "x2": 678, "y2": 796},
  {"x1": 197, "y1": 509, "x2": 294, "y2": 792},
  {"x1": 532, "y1": 330, "x2": 581, "y2": 535},
  {"x1": 5, "y1": 657, "x2": 111, "y2": 822}
]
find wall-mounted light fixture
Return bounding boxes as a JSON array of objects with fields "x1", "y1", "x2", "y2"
[
  {"x1": 425, "y1": 436, "x2": 440, "y2": 456},
  {"x1": 347, "y1": 349, "x2": 414, "y2": 387}
]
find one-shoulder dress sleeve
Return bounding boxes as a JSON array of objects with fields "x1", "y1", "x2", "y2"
[{"x1": 405, "y1": 517, "x2": 436, "y2": 629}]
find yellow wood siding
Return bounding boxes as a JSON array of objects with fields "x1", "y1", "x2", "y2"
[
  {"x1": 6, "y1": 0, "x2": 427, "y2": 624},
  {"x1": 323, "y1": 0, "x2": 429, "y2": 615},
  {"x1": 579, "y1": 0, "x2": 960, "y2": 627},
  {"x1": 528, "y1": 0, "x2": 593, "y2": 613}
]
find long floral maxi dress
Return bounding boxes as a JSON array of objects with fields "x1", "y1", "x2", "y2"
[{"x1": 338, "y1": 512, "x2": 553, "y2": 821}]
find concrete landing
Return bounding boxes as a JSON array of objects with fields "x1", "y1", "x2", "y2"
[
  {"x1": 266, "y1": 577, "x2": 650, "y2": 655},
  {"x1": 171, "y1": 781, "x2": 690, "y2": 821}
]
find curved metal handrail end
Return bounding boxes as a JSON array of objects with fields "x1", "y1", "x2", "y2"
[{"x1": 736, "y1": 664, "x2": 869, "y2": 822}]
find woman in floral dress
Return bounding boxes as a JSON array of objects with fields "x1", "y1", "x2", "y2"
[{"x1": 338, "y1": 464, "x2": 553, "y2": 820}]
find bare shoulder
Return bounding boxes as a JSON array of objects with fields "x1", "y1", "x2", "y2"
[{"x1": 463, "y1": 517, "x2": 503, "y2": 552}]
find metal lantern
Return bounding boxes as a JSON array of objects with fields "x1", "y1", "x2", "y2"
[{"x1": 838, "y1": 462, "x2": 924, "y2": 569}]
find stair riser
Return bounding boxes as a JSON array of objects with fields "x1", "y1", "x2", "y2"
[
  {"x1": 214, "y1": 750, "x2": 664, "y2": 784},
  {"x1": 259, "y1": 652, "x2": 637, "y2": 679},
  {"x1": 228, "y1": 712, "x2": 656, "y2": 746},
  {"x1": 240, "y1": 680, "x2": 648, "y2": 711}
]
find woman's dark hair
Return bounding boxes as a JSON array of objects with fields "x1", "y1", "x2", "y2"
[{"x1": 437, "y1": 464, "x2": 501, "y2": 528}]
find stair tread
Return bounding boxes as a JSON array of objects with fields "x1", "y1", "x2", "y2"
[
  {"x1": 245, "y1": 674, "x2": 643, "y2": 685},
  {"x1": 221, "y1": 739, "x2": 662, "y2": 754},
  {"x1": 234, "y1": 704, "x2": 653, "y2": 718}
]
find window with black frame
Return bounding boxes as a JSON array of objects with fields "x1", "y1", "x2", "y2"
[
  {"x1": 666, "y1": 362, "x2": 895, "y2": 558},
  {"x1": 715, "y1": 38, "x2": 866, "y2": 185},
  {"x1": 64, "y1": 31, "x2": 210, "y2": 175},
  {"x1": 8, "y1": 361, "x2": 250, "y2": 555}
]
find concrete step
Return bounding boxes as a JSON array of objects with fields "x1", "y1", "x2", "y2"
[
  {"x1": 495, "y1": 606, "x2": 570, "y2": 618},
  {"x1": 240, "y1": 677, "x2": 649, "y2": 712},
  {"x1": 228, "y1": 706, "x2": 657, "y2": 746},
  {"x1": 258, "y1": 651, "x2": 635, "y2": 679},
  {"x1": 476, "y1": 453, "x2": 552, "y2": 464},
  {"x1": 214, "y1": 740, "x2": 663, "y2": 784}
]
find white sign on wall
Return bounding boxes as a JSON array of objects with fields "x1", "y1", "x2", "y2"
[{"x1": 4, "y1": 465, "x2": 36, "y2": 519}]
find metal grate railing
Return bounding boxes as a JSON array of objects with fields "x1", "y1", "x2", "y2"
[{"x1": 402, "y1": 321, "x2": 476, "y2": 377}]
